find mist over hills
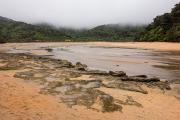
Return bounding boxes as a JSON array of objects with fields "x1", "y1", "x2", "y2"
[
  {"x1": 0, "y1": 16, "x2": 146, "y2": 42},
  {"x1": 0, "y1": 2, "x2": 179, "y2": 43}
]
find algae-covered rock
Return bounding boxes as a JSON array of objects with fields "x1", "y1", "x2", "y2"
[
  {"x1": 87, "y1": 70, "x2": 108, "y2": 75},
  {"x1": 78, "y1": 80, "x2": 102, "y2": 89},
  {"x1": 14, "y1": 71, "x2": 34, "y2": 80},
  {"x1": 122, "y1": 76, "x2": 160, "y2": 82},
  {"x1": 116, "y1": 96, "x2": 142, "y2": 107},
  {"x1": 105, "y1": 81, "x2": 148, "y2": 94},
  {"x1": 146, "y1": 81, "x2": 171, "y2": 90},
  {"x1": 109, "y1": 71, "x2": 127, "y2": 77},
  {"x1": 96, "y1": 94, "x2": 122, "y2": 112},
  {"x1": 56, "y1": 60, "x2": 74, "y2": 68},
  {"x1": 75, "y1": 62, "x2": 88, "y2": 71},
  {"x1": 0, "y1": 62, "x2": 25, "y2": 70}
]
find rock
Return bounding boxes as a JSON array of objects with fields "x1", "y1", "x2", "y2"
[
  {"x1": 81, "y1": 80, "x2": 102, "y2": 89},
  {"x1": 60, "y1": 95, "x2": 77, "y2": 106},
  {"x1": 46, "y1": 81, "x2": 63, "y2": 89},
  {"x1": 0, "y1": 62, "x2": 25, "y2": 70},
  {"x1": 116, "y1": 96, "x2": 142, "y2": 107},
  {"x1": 75, "y1": 62, "x2": 88, "y2": 71},
  {"x1": 146, "y1": 81, "x2": 171, "y2": 90},
  {"x1": 56, "y1": 60, "x2": 74, "y2": 68},
  {"x1": 109, "y1": 71, "x2": 126, "y2": 77},
  {"x1": 61, "y1": 93, "x2": 89, "y2": 107},
  {"x1": 14, "y1": 71, "x2": 34, "y2": 80},
  {"x1": 105, "y1": 81, "x2": 148, "y2": 94},
  {"x1": 96, "y1": 94, "x2": 122, "y2": 112},
  {"x1": 87, "y1": 70, "x2": 108, "y2": 75},
  {"x1": 171, "y1": 79, "x2": 180, "y2": 84},
  {"x1": 122, "y1": 76, "x2": 160, "y2": 82},
  {"x1": 68, "y1": 72, "x2": 81, "y2": 78},
  {"x1": 131, "y1": 75, "x2": 148, "y2": 78},
  {"x1": 55, "y1": 85, "x2": 75, "y2": 94},
  {"x1": 45, "y1": 48, "x2": 53, "y2": 52}
]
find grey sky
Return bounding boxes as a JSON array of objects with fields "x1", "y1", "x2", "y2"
[{"x1": 0, "y1": 0, "x2": 179, "y2": 28}]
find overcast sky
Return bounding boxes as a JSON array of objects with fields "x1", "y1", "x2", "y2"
[{"x1": 0, "y1": 0, "x2": 179, "y2": 28}]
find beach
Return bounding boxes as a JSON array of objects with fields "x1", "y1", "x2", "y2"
[{"x1": 0, "y1": 42, "x2": 180, "y2": 120}]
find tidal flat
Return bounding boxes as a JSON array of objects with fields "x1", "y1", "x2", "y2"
[{"x1": 0, "y1": 42, "x2": 180, "y2": 120}]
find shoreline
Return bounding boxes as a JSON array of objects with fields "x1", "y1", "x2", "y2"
[
  {"x1": 0, "y1": 52, "x2": 180, "y2": 120},
  {"x1": 88, "y1": 42, "x2": 180, "y2": 51},
  {"x1": 1, "y1": 42, "x2": 180, "y2": 53}
]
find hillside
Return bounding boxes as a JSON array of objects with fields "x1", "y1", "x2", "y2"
[
  {"x1": 0, "y1": 16, "x2": 145, "y2": 42},
  {"x1": 0, "y1": 16, "x2": 68, "y2": 43},
  {"x1": 0, "y1": 2, "x2": 179, "y2": 43},
  {"x1": 139, "y1": 3, "x2": 180, "y2": 42},
  {"x1": 56, "y1": 24, "x2": 146, "y2": 41},
  {"x1": 82, "y1": 24, "x2": 145, "y2": 41}
]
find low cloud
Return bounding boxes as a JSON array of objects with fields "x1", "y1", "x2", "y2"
[{"x1": 0, "y1": 0, "x2": 179, "y2": 28}]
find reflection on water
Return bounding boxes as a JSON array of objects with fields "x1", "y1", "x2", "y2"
[
  {"x1": 51, "y1": 45, "x2": 180, "y2": 80},
  {"x1": 7, "y1": 45, "x2": 180, "y2": 80}
]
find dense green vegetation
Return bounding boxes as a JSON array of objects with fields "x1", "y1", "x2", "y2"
[
  {"x1": 62, "y1": 25, "x2": 146, "y2": 41},
  {"x1": 138, "y1": 2, "x2": 180, "y2": 42},
  {"x1": 0, "y1": 2, "x2": 179, "y2": 43},
  {"x1": 0, "y1": 16, "x2": 145, "y2": 42},
  {"x1": 0, "y1": 17, "x2": 68, "y2": 43}
]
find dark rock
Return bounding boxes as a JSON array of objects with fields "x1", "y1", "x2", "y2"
[
  {"x1": 109, "y1": 71, "x2": 126, "y2": 77},
  {"x1": 116, "y1": 96, "x2": 142, "y2": 107},
  {"x1": 68, "y1": 72, "x2": 81, "y2": 78},
  {"x1": 56, "y1": 60, "x2": 74, "y2": 68},
  {"x1": 14, "y1": 71, "x2": 34, "y2": 80},
  {"x1": 55, "y1": 85, "x2": 75, "y2": 94},
  {"x1": 83, "y1": 81, "x2": 101, "y2": 89},
  {"x1": 105, "y1": 81, "x2": 148, "y2": 94},
  {"x1": 46, "y1": 81, "x2": 63, "y2": 89},
  {"x1": 171, "y1": 79, "x2": 180, "y2": 84},
  {"x1": 76, "y1": 80, "x2": 102, "y2": 89},
  {"x1": 0, "y1": 62, "x2": 25, "y2": 70},
  {"x1": 131, "y1": 75, "x2": 148, "y2": 78},
  {"x1": 96, "y1": 94, "x2": 122, "y2": 112},
  {"x1": 146, "y1": 81, "x2": 171, "y2": 90},
  {"x1": 87, "y1": 70, "x2": 108, "y2": 75},
  {"x1": 122, "y1": 76, "x2": 160, "y2": 82},
  {"x1": 75, "y1": 62, "x2": 88, "y2": 71},
  {"x1": 45, "y1": 48, "x2": 53, "y2": 52}
]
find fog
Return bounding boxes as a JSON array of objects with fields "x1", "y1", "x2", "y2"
[{"x1": 0, "y1": 0, "x2": 179, "y2": 28}]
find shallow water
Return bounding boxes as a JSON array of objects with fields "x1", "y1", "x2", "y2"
[
  {"x1": 7, "y1": 44, "x2": 180, "y2": 80},
  {"x1": 51, "y1": 45, "x2": 180, "y2": 80}
]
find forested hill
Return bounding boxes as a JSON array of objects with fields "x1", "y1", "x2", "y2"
[
  {"x1": 138, "y1": 3, "x2": 180, "y2": 42},
  {"x1": 80, "y1": 24, "x2": 145, "y2": 41},
  {"x1": 0, "y1": 16, "x2": 145, "y2": 42},
  {"x1": 0, "y1": 16, "x2": 68, "y2": 43},
  {"x1": 0, "y1": 2, "x2": 179, "y2": 43}
]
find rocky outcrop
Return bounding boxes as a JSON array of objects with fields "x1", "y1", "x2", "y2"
[
  {"x1": 96, "y1": 94, "x2": 122, "y2": 112},
  {"x1": 75, "y1": 62, "x2": 88, "y2": 71},
  {"x1": 105, "y1": 81, "x2": 148, "y2": 94},
  {"x1": 86, "y1": 70, "x2": 108, "y2": 75},
  {"x1": 121, "y1": 76, "x2": 160, "y2": 82},
  {"x1": 56, "y1": 60, "x2": 74, "y2": 68},
  {"x1": 0, "y1": 53, "x2": 173, "y2": 113},
  {"x1": 109, "y1": 71, "x2": 126, "y2": 77}
]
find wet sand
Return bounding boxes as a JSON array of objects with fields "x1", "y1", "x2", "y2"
[
  {"x1": 0, "y1": 42, "x2": 180, "y2": 120},
  {"x1": 1, "y1": 42, "x2": 180, "y2": 52},
  {"x1": 51, "y1": 45, "x2": 180, "y2": 80},
  {"x1": 0, "y1": 72, "x2": 179, "y2": 120},
  {"x1": 1, "y1": 42, "x2": 180, "y2": 80},
  {"x1": 0, "y1": 53, "x2": 179, "y2": 120},
  {"x1": 88, "y1": 42, "x2": 180, "y2": 51}
]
